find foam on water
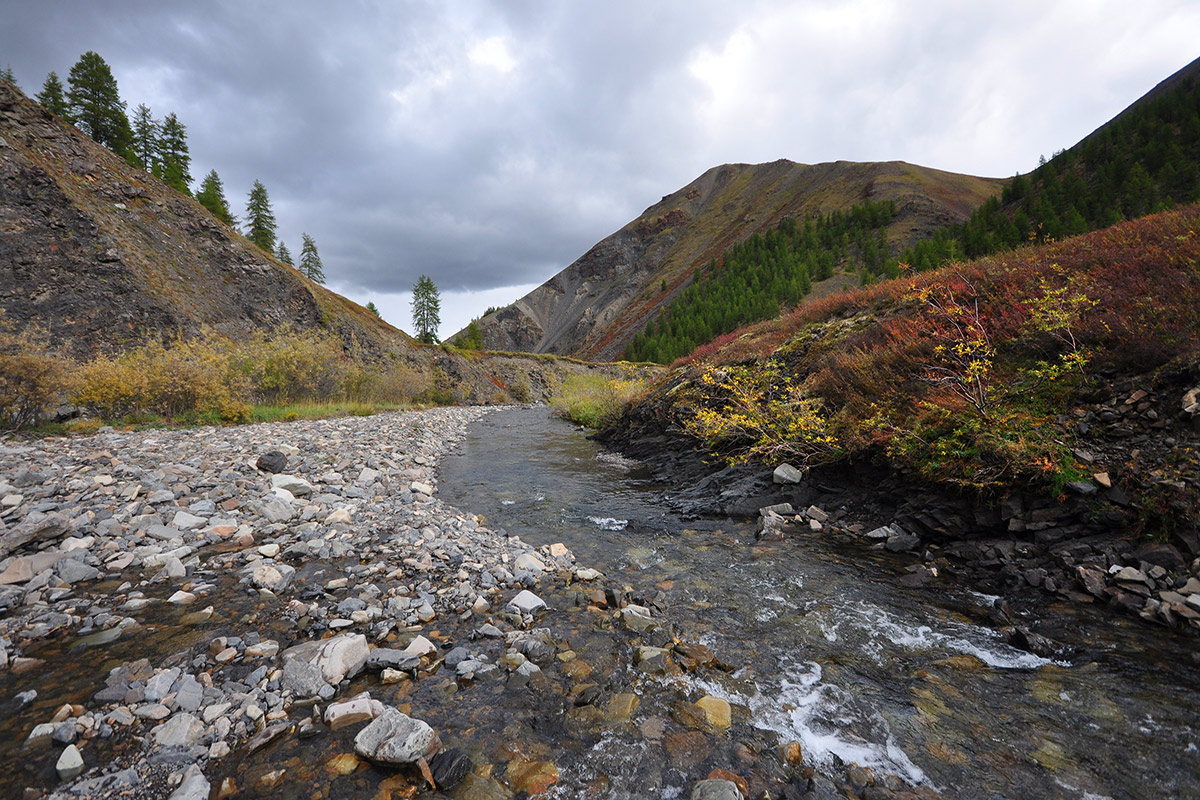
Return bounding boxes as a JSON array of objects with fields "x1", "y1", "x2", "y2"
[
  {"x1": 689, "y1": 664, "x2": 931, "y2": 786},
  {"x1": 842, "y1": 600, "x2": 1055, "y2": 669},
  {"x1": 588, "y1": 516, "x2": 629, "y2": 531}
]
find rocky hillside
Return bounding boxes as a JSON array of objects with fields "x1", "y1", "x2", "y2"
[
  {"x1": 469, "y1": 159, "x2": 1002, "y2": 360},
  {"x1": 0, "y1": 80, "x2": 652, "y2": 405},
  {"x1": 0, "y1": 80, "x2": 406, "y2": 359}
]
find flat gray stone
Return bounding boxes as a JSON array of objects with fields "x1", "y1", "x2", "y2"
[
  {"x1": 772, "y1": 463, "x2": 805, "y2": 484},
  {"x1": 270, "y1": 474, "x2": 313, "y2": 497},
  {"x1": 154, "y1": 712, "x2": 204, "y2": 748},
  {"x1": 354, "y1": 707, "x2": 440, "y2": 765},
  {"x1": 167, "y1": 764, "x2": 209, "y2": 800},
  {"x1": 281, "y1": 658, "x2": 328, "y2": 699},
  {"x1": 507, "y1": 589, "x2": 546, "y2": 614}
]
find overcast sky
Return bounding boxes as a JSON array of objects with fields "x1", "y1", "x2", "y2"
[{"x1": 3, "y1": 1, "x2": 1197, "y2": 337}]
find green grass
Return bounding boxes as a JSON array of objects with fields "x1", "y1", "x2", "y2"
[{"x1": 548, "y1": 373, "x2": 649, "y2": 428}]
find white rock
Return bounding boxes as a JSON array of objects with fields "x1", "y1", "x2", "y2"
[
  {"x1": 410, "y1": 481, "x2": 434, "y2": 496},
  {"x1": 56, "y1": 744, "x2": 85, "y2": 780},
  {"x1": 354, "y1": 707, "x2": 441, "y2": 765},
  {"x1": 514, "y1": 552, "x2": 546, "y2": 573},
  {"x1": 167, "y1": 764, "x2": 210, "y2": 800},
  {"x1": 271, "y1": 474, "x2": 313, "y2": 497},
  {"x1": 324, "y1": 697, "x2": 378, "y2": 730},
  {"x1": 282, "y1": 633, "x2": 369, "y2": 684},
  {"x1": 507, "y1": 589, "x2": 547, "y2": 615},
  {"x1": 402, "y1": 635, "x2": 437, "y2": 658}
]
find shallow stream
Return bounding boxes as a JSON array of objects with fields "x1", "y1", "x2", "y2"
[{"x1": 440, "y1": 408, "x2": 1200, "y2": 799}]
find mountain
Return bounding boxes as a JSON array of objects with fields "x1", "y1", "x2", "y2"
[
  {"x1": 0, "y1": 80, "x2": 404, "y2": 360},
  {"x1": 468, "y1": 159, "x2": 1003, "y2": 361}
]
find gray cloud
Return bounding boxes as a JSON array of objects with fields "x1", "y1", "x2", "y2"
[{"x1": 3, "y1": 0, "x2": 1198, "y2": 310}]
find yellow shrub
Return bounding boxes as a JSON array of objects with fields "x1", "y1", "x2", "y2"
[
  {"x1": 72, "y1": 334, "x2": 242, "y2": 420},
  {"x1": 0, "y1": 326, "x2": 73, "y2": 430},
  {"x1": 682, "y1": 361, "x2": 839, "y2": 466},
  {"x1": 232, "y1": 329, "x2": 345, "y2": 404}
]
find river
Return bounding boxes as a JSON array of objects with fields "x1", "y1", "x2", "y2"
[{"x1": 440, "y1": 407, "x2": 1200, "y2": 799}]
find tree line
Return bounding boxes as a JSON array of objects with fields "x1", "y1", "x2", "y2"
[
  {"x1": 4, "y1": 53, "x2": 326, "y2": 284},
  {"x1": 901, "y1": 72, "x2": 1200, "y2": 270},
  {"x1": 624, "y1": 200, "x2": 898, "y2": 364}
]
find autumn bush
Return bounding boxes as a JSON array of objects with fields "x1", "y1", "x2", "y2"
[
  {"x1": 232, "y1": 328, "x2": 345, "y2": 405},
  {"x1": 0, "y1": 325, "x2": 74, "y2": 430},
  {"x1": 73, "y1": 334, "x2": 249, "y2": 422},
  {"x1": 670, "y1": 205, "x2": 1200, "y2": 494},
  {"x1": 69, "y1": 327, "x2": 447, "y2": 425}
]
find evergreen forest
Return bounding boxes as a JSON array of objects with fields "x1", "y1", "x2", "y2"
[{"x1": 624, "y1": 200, "x2": 897, "y2": 364}]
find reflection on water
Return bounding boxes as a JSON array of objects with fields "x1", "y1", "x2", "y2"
[{"x1": 440, "y1": 407, "x2": 1200, "y2": 800}]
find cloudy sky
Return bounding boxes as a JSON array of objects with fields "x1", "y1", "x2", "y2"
[{"x1": 3, "y1": 1, "x2": 1198, "y2": 337}]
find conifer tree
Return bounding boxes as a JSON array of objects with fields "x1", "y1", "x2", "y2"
[
  {"x1": 276, "y1": 241, "x2": 293, "y2": 266},
  {"x1": 36, "y1": 72, "x2": 69, "y2": 117},
  {"x1": 196, "y1": 169, "x2": 236, "y2": 226},
  {"x1": 410, "y1": 275, "x2": 440, "y2": 344},
  {"x1": 0, "y1": 65, "x2": 16, "y2": 86},
  {"x1": 156, "y1": 112, "x2": 191, "y2": 194},
  {"x1": 244, "y1": 180, "x2": 276, "y2": 253},
  {"x1": 66, "y1": 51, "x2": 133, "y2": 157},
  {"x1": 366, "y1": 302, "x2": 382, "y2": 318},
  {"x1": 299, "y1": 233, "x2": 325, "y2": 283},
  {"x1": 130, "y1": 103, "x2": 158, "y2": 171}
]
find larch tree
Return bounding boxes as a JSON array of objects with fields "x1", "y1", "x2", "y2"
[
  {"x1": 130, "y1": 103, "x2": 158, "y2": 172},
  {"x1": 66, "y1": 51, "x2": 133, "y2": 158},
  {"x1": 244, "y1": 180, "x2": 276, "y2": 253},
  {"x1": 36, "y1": 71, "x2": 69, "y2": 117},
  {"x1": 366, "y1": 301, "x2": 382, "y2": 318},
  {"x1": 276, "y1": 241, "x2": 294, "y2": 266},
  {"x1": 410, "y1": 274, "x2": 441, "y2": 344},
  {"x1": 196, "y1": 169, "x2": 236, "y2": 226},
  {"x1": 0, "y1": 65, "x2": 15, "y2": 85},
  {"x1": 156, "y1": 112, "x2": 191, "y2": 194},
  {"x1": 299, "y1": 233, "x2": 325, "y2": 283}
]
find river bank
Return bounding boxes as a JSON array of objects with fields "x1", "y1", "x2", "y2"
[
  {"x1": 597, "y1": 375, "x2": 1200, "y2": 658},
  {"x1": 0, "y1": 406, "x2": 881, "y2": 800}
]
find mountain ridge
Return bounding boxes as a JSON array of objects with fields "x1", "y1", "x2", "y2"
[{"x1": 467, "y1": 158, "x2": 1002, "y2": 361}]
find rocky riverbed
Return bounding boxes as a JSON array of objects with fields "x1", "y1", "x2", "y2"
[{"x1": 0, "y1": 407, "x2": 900, "y2": 800}]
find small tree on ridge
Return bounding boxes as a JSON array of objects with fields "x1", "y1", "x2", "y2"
[
  {"x1": 411, "y1": 274, "x2": 440, "y2": 344},
  {"x1": 245, "y1": 180, "x2": 276, "y2": 253}
]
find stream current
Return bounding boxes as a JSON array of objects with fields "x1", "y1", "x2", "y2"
[{"x1": 439, "y1": 408, "x2": 1200, "y2": 799}]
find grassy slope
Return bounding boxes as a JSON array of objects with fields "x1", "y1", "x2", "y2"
[{"x1": 650, "y1": 206, "x2": 1200, "y2": 530}]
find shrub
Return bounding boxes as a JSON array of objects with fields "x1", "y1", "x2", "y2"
[
  {"x1": 681, "y1": 361, "x2": 839, "y2": 466},
  {"x1": 341, "y1": 361, "x2": 428, "y2": 404},
  {"x1": 233, "y1": 328, "x2": 345, "y2": 404},
  {"x1": 72, "y1": 334, "x2": 244, "y2": 421},
  {"x1": 549, "y1": 372, "x2": 648, "y2": 428},
  {"x1": 0, "y1": 326, "x2": 73, "y2": 430}
]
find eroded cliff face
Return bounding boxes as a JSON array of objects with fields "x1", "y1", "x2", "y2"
[
  {"x1": 0, "y1": 81, "x2": 394, "y2": 359},
  {"x1": 470, "y1": 159, "x2": 1003, "y2": 361}
]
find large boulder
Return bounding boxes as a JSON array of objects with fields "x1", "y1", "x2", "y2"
[
  {"x1": 0, "y1": 511, "x2": 70, "y2": 557},
  {"x1": 354, "y1": 707, "x2": 441, "y2": 765},
  {"x1": 282, "y1": 633, "x2": 369, "y2": 685}
]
